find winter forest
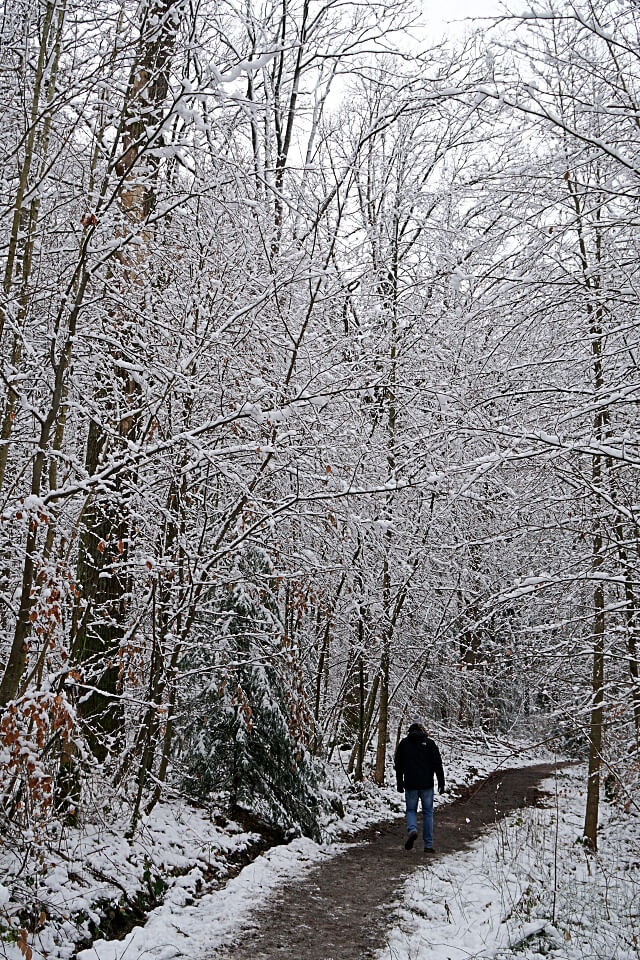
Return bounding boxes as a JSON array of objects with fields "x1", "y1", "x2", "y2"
[{"x1": 1, "y1": 0, "x2": 640, "y2": 958}]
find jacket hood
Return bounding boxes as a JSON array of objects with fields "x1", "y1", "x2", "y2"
[{"x1": 408, "y1": 723, "x2": 426, "y2": 735}]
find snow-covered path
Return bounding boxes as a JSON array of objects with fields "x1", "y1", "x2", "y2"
[
  {"x1": 68, "y1": 760, "x2": 640, "y2": 960},
  {"x1": 211, "y1": 763, "x2": 559, "y2": 960},
  {"x1": 377, "y1": 764, "x2": 640, "y2": 960}
]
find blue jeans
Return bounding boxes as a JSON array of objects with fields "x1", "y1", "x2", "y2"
[{"x1": 405, "y1": 788, "x2": 434, "y2": 848}]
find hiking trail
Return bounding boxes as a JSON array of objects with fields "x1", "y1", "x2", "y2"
[{"x1": 212, "y1": 763, "x2": 560, "y2": 960}]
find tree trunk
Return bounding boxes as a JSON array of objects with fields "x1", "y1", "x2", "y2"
[
  {"x1": 69, "y1": 0, "x2": 180, "y2": 762},
  {"x1": 348, "y1": 672, "x2": 379, "y2": 775},
  {"x1": 71, "y1": 415, "x2": 128, "y2": 759},
  {"x1": 583, "y1": 552, "x2": 605, "y2": 849},
  {"x1": 374, "y1": 642, "x2": 390, "y2": 785},
  {"x1": 355, "y1": 651, "x2": 365, "y2": 782}
]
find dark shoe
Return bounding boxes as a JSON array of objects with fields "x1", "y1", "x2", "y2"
[
  {"x1": 423, "y1": 847, "x2": 436, "y2": 854},
  {"x1": 405, "y1": 829, "x2": 418, "y2": 850}
]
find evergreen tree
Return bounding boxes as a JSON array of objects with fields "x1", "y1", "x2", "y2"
[{"x1": 179, "y1": 551, "x2": 322, "y2": 839}]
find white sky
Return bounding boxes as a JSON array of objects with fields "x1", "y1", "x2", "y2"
[{"x1": 423, "y1": 0, "x2": 506, "y2": 35}]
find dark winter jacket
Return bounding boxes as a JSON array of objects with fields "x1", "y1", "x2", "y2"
[{"x1": 394, "y1": 725, "x2": 445, "y2": 793}]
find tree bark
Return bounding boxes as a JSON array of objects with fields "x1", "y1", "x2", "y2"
[{"x1": 70, "y1": 0, "x2": 181, "y2": 762}]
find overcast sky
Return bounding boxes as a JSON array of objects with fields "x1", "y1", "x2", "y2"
[{"x1": 423, "y1": 0, "x2": 506, "y2": 35}]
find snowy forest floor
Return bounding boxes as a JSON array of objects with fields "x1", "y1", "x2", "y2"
[
  {"x1": 2, "y1": 737, "x2": 639, "y2": 960},
  {"x1": 215, "y1": 762, "x2": 561, "y2": 960}
]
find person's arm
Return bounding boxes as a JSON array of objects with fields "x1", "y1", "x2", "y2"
[{"x1": 394, "y1": 742, "x2": 404, "y2": 792}]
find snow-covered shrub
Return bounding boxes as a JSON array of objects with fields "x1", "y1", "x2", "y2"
[{"x1": 177, "y1": 551, "x2": 323, "y2": 839}]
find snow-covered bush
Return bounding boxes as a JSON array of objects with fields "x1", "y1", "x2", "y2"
[{"x1": 177, "y1": 551, "x2": 322, "y2": 839}]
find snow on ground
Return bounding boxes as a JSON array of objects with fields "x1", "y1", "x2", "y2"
[
  {"x1": 0, "y1": 729, "x2": 563, "y2": 960},
  {"x1": 78, "y1": 835, "x2": 340, "y2": 960},
  {"x1": 376, "y1": 764, "x2": 640, "y2": 960},
  {"x1": 0, "y1": 796, "x2": 260, "y2": 960}
]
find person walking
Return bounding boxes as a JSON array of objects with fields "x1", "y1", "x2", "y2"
[{"x1": 394, "y1": 718, "x2": 445, "y2": 853}]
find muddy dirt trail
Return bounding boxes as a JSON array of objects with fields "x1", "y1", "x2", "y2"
[{"x1": 213, "y1": 762, "x2": 561, "y2": 960}]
